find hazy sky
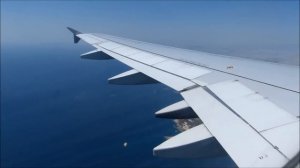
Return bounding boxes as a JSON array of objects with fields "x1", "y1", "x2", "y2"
[{"x1": 1, "y1": 1, "x2": 299, "y2": 61}]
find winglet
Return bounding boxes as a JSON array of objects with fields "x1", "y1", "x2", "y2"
[{"x1": 67, "y1": 27, "x2": 81, "y2": 43}]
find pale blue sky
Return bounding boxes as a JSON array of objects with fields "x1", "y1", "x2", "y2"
[{"x1": 1, "y1": 1, "x2": 299, "y2": 61}]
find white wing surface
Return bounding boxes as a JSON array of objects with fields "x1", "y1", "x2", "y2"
[{"x1": 67, "y1": 27, "x2": 299, "y2": 167}]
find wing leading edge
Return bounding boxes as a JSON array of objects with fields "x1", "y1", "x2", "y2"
[{"x1": 67, "y1": 27, "x2": 299, "y2": 167}]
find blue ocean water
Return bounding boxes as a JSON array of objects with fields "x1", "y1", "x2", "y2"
[{"x1": 1, "y1": 43, "x2": 236, "y2": 167}]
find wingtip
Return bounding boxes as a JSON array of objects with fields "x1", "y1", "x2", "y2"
[
  {"x1": 67, "y1": 27, "x2": 82, "y2": 43},
  {"x1": 66, "y1": 27, "x2": 81, "y2": 35}
]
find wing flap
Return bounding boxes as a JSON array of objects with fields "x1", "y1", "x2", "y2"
[
  {"x1": 153, "y1": 59, "x2": 211, "y2": 79},
  {"x1": 100, "y1": 41, "x2": 123, "y2": 50},
  {"x1": 83, "y1": 33, "x2": 212, "y2": 81},
  {"x1": 100, "y1": 48, "x2": 196, "y2": 91},
  {"x1": 194, "y1": 72, "x2": 300, "y2": 117},
  {"x1": 261, "y1": 121, "x2": 299, "y2": 159},
  {"x1": 113, "y1": 46, "x2": 141, "y2": 56},
  {"x1": 126, "y1": 52, "x2": 166, "y2": 65},
  {"x1": 181, "y1": 87, "x2": 288, "y2": 167},
  {"x1": 76, "y1": 34, "x2": 103, "y2": 44},
  {"x1": 207, "y1": 80, "x2": 298, "y2": 132}
]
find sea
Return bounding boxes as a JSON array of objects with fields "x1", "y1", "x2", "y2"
[{"x1": 1, "y1": 42, "x2": 261, "y2": 168}]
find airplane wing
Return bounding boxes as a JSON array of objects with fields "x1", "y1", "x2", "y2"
[{"x1": 67, "y1": 27, "x2": 299, "y2": 168}]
